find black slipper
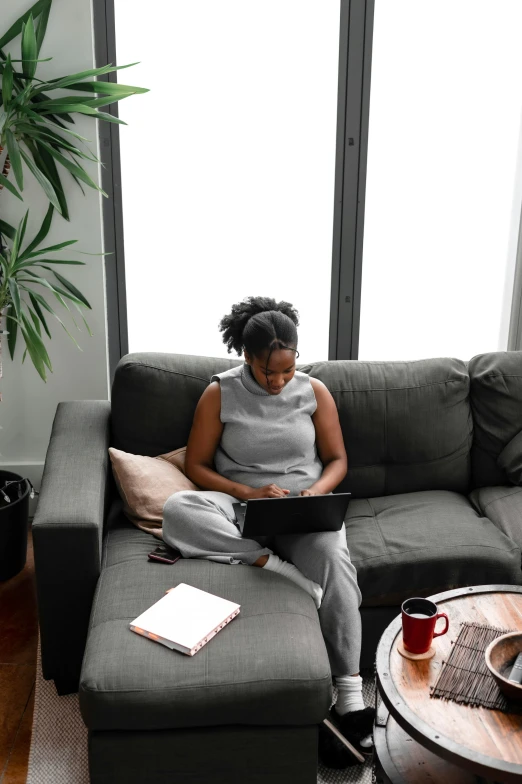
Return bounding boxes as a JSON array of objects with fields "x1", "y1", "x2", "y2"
[
  {"x1": 331, "y1": 705, "x2": 376, "y2": 757},
  {"x1": 318, "y1": 720, "x2": 361, "y2": 769}
]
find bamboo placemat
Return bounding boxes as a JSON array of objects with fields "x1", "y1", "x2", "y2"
[{"x1": 430, "y1": 621, "x2": 522, "y2": 713}]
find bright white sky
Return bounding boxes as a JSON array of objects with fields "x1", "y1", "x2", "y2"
[{"x1": 114, "y1": 0, "x2": 522, "y2": 364}]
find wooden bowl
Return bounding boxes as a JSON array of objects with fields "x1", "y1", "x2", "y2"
[{"x1": 484, "y1": 632, "x2": 522, "y2": 703}]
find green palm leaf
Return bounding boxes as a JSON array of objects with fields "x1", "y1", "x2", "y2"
[
  {"x1": 65, "y1": 80, "x2": 149, "y2": 96},
  {"x1": 30, "y1": 92, "x2": 75, "y2": 124},
  {"x1": 0, "y1": 171, "x2": 23, "y2": 200},
  {"x1": 19, "y1": 239, "x2": 77, "y2": 262},
  {"x1": 6, "y1": 309, "x2": 18, "y2": 359},
  {"x1": 0, "y1": 219, "x2": 16, "y2": 241},
  {"x1": 7, "y1": 277, "x2": 22, "y2": 319},
  {"x1": 20, "y1": 203, "x2": 53, "y2": 257},
  {"x1": 28, "y1": 305, "x2": 42, "y2": 336},
  {"x1": 29, "y1": 139, "x2": 70, "y2": 218},
  {"x1": 5, "y1": 129, "x2": 23, "y2": 189},
  {"x1": 18, "y1": 272, "x2": 68, "y2": 308},
  {"x1": 37, "y1": 139, "x2": 107, "y2": 196},
  {"x1": 16, "y1": 258, "x2": 86, "y2": 273},
  {"x1": 51, "y1": 269, "x2": 91, "y2": 307},
  {"x1": 10, "y1": 210, "x2": 29, "y2": 262},
  {"x1": 28, "y1": 291, "x2": 51, "y2": 338},
  {"x1": 35, "y1": 92, "x2": 137, "y2": 110},
  {"x1": 0, "y1": 0, "x2": 52, "y2": 51},
  {"x1": 2, "y1": 53, "x2": 13, "y2": 110},
  {"x1": 21, "y1": 15, "x2": 37, "y2": 80},
  {"x1": 35, "y1": 103, "x2": 127, "y2": 125},
  {"x1": 30, "y1": 62, "x2": 139, "y2": 95},
  {"x1": 81, "y1": 94, "x2": 136, "y2": 110},
  {"x1": 18, "y1": 285, "x2": 84, "y2": 349},
  {"x1": 35, "y1": 3, "x2": 51, "y2": 55},
  {"x1": 19, "y1": 146, "x2": 61, "y2": 211},
  {"x1": 22, "y1": 112, "x2": 89, "y2": 141},
  {"x1": 34, "y1": 95, "x2": 106, "y2": 107},
  {"x1": 20, "y1": 313, "x2": 51, "y2": 378},
  {"x1": 77, "y1": 310, "x2": 93, "y2": 337},
  {"x1": 22, "y1": 309, "x2": 52, "y2": 370},
  {"x1": 21, "y1": 269, "x2": 86, "y2": 307},
  {"x1": 14, "y1": 122, "x2": 99, "y2": 162}
]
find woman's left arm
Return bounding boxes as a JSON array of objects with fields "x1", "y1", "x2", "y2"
[{"x1": 300, "y1": 378, "x2": 348, "y2": 496}]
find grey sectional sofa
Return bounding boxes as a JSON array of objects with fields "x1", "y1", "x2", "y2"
[{"x1": 32, "y1": 350, "x2": 522, "y2": 784}]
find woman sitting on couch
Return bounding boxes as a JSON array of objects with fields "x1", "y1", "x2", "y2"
[{"x1": 162, "y1": 294, "x2": 374, "y2": 768}]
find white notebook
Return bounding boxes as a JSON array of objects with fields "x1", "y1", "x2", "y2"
[{"x1": 129, "y1": 583, "x2": 241, "y2": 656}]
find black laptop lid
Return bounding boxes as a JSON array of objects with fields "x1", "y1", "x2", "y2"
[{"x1": 233, "y1": 493, "x2": 351, "y2": 536}]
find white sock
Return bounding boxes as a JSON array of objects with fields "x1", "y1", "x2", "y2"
[
  {"x1": 262, "y1": 554, "x2": 323, "y2": 609},
  {"x1": 335, "y1": 674, "x2": 365, "y2": 714}
]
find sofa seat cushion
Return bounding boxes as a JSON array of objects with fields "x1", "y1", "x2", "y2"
[
  {"x1": 468, "y1": 485, "x2": 522, "y2": 551},
  {"x1": 348, "y1": 490, "x2": 522, "y2": 607},
  {"x1": 78, "y1": 502, "x2": 332, "y2": 732}
]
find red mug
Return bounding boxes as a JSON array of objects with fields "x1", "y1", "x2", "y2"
[{"x1": 401, "y1": 597, "x2": 449, "y2": 654}]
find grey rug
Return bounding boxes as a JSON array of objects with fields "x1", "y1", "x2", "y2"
[{"x1": 27, "y1": 630, "x2": 375, "y2": 783}]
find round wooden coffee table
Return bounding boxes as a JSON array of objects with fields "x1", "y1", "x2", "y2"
[{"x1": 374, "y1": 585, "x2": 522, "y2": 784}]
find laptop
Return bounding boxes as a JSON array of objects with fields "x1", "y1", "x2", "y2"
[{"x1": 232, "y1": 493, "x2": 351, "y2": 537}]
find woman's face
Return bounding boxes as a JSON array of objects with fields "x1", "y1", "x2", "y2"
[{"x1": 244, "y1": 348, "x2": 297, "y2": 395}]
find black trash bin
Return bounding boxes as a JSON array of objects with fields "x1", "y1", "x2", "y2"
[{"x1": 0, "y1": 470, "x2": 31, "y2": 581}]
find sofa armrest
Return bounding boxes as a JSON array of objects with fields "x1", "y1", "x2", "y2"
[{"x1": 32, "y1": 400, "x2": 112, "y2": 695}]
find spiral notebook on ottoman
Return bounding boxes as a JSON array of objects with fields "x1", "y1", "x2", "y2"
[{"x1": 129, "y1": 583, "x2": 240, "y2": 656}]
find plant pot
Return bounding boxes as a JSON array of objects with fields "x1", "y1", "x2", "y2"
[{"x1": 0, "y1": 470, "x2": 30, "y2": 581}]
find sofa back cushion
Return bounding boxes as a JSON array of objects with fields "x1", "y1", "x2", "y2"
[
  {"x1": 110, "y1": 352, "x2": 243, "y2": 456},
  {"x1": 299, "y1": 356, "x2": 471, "y2": 497},
  {"x1": 468, "y1": 351, "x2": 522, "y2": 489},
  {"x1": 110, "y1": 352, "x2": 472, "y2": 498}
]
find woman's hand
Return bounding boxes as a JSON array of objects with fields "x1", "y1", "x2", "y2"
[
  {"x1": 244, "y1": 484, "x2": 290, "y2": 499},
  {"x1": 241, "y1": 485, "x2": 322, "y2": 499}
]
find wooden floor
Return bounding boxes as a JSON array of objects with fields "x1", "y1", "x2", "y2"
[{"x1": 0, "y1": 526, "x2": 38, "y2": 784}]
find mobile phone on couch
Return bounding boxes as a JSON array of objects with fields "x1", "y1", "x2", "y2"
[{"x1": 147, "y1": 545, "x2": 182, "y2": 564}]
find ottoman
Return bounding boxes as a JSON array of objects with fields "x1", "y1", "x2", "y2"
[{"x1": 78, "y1": 508, "x2": 333, "y2": 784}]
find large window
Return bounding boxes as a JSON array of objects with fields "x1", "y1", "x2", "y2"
[
  {"x1": 114, "y1": 1, "x2": 341, "y2": 365},
  {"x1": 360, "y1": 0, "x2": 522, "y2": 361}
]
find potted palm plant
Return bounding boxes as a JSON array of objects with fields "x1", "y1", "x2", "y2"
[
  {"x1": 0, "y1": 0, "x2": 148, "y2": 395},
  {"x1": 0, "y1": 0, "x2": 147, "y2": 580}
]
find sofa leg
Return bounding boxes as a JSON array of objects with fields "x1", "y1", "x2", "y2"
[{"x1": 54, "y1": 675, "x2": 80, "y2": 696}]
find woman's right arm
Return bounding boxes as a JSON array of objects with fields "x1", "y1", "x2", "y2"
[{"x1": 184, "y1": 381, "x2": 252, "y2": 501}]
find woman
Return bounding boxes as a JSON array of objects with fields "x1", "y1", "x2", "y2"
[{"x1": 162, "y1": 295, "x2": 375, "y2": 768}]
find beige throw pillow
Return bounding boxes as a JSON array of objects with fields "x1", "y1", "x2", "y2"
[{"x1": 108, "y1": 446, "x2": 200, "y2": 541}]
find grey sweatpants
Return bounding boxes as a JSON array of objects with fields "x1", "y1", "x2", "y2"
[{"x1": 162, "y1": 490, "x2": 363, "y2": 676}]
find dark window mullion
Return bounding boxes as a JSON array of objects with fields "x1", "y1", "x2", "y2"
[
  {"x1": 329, "y1": 0, "x2": 350, "y2": 361},
  {"x1": 93, "y1": 0, "x2": 129, "y2": 391},
  {"x1": 333, "y1": 0, "x2": 374, "y2": 360}
]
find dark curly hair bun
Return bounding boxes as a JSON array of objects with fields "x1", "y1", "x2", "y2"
[{"x1": 218, "y1": 295, "x2": 300, "y2": 359}]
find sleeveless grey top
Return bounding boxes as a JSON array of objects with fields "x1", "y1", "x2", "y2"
[{"x1": 209, "y1": 362, "x2": 323, "y2": 496}]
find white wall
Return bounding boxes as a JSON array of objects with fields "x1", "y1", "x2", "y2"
[{"x1": 0, "y1": 0, "x2": 109, "y2": 517}]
